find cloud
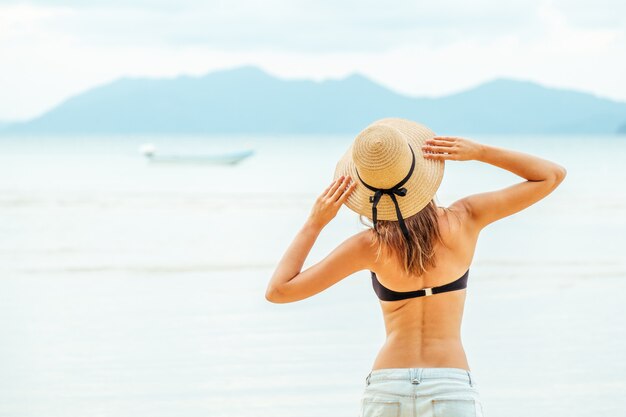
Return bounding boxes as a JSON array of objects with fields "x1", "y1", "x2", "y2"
[{"x1": 0, "y1": 0, "x2": 578, "y2": 51}]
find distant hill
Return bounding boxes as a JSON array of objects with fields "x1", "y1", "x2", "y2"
[
  {"x1": 618, "y1": 122, "x2": 626, "y2": 133},
  {"x1": 1, "y1": 65, "x2": 625, "y2": 135}
]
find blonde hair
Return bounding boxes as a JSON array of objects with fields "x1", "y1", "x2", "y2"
[{"x1": 359, "y1": 199, "x2": 455, "y2": 276}]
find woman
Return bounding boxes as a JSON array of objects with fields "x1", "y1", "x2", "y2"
[{"x1": 265, "y1": 118, "x2": 566, "y2": 417}]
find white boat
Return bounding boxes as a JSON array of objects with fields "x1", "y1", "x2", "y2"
[{"x1": 139, "y1": 143, "x2": 254, "y2": 165}]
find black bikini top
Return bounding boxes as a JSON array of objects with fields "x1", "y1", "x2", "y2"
[{"x1": 371, "y1": 269, "x2": 470, "y2": 301}]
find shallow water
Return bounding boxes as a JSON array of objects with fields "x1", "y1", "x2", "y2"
[{"x1": 0, "y1": 133, "x2": 624, "y2": 416}]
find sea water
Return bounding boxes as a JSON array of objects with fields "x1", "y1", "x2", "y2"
[{"x1": 0, "y1": 133, "x2": 624, "y2": 417}]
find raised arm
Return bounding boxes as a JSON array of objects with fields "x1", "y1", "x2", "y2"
[{"x1": 422, "y1": 137, "x2": 567, "y2": 232}]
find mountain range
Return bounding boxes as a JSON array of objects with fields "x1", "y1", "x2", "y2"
[{"x1": 1, "y1": 65, "x2": 625, "y2": 136}]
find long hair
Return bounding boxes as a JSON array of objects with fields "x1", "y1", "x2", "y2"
[{"x1": 359, "y1": 198, "x2": 456, "y2": 276}]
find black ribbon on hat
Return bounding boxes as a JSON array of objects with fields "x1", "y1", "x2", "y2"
[{"x1": 355, "y1": 144, "x2": 416, "y2": 244}]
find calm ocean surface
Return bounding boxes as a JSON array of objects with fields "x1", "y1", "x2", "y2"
[{"x1": 0, "y1": 133, "x2": 624, "y2": 417}]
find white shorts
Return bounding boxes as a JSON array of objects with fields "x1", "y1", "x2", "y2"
[{"x1": 360, "y1": 367, "x2": 485, "y2": 417}]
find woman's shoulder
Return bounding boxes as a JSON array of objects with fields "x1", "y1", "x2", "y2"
[
  {"x1": 436, "y1": 205, "x2": 462, "y2": 232},
  {"x1": 435, "y1": 205, "x2": 481, "y2": 266},
  {"x1": 433, "y1": 204, "x2": 478, "y2": 251},
  {"x1": 438, "y1": 204, "x2": 467, "y2": 223},
  {"x1": 342, "y1": 228, "x2": 379, "y2": 270}
]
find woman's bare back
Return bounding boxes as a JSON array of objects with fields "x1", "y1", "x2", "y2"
[
  {"x1": 366, "y1": 138, "x2": 567, "y2": 371},
  {"x1": 368, "y1": 205, "x2": 480, "y2": 371}
]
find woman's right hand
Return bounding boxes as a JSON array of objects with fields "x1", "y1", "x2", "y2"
[{"x1": 421, "y1": 136, "x2": 484, "y2": 161}]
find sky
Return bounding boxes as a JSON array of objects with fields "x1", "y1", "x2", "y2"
[{"x1": 0, "y1": 0, "x2": 625, "y2": 121}]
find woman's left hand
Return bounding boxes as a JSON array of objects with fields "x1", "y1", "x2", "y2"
[{"x1": 307, "y1": 175, "x2": 356, "y2": 229}]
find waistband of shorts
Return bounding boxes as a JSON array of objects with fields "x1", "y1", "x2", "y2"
[{"x1": 366, "y1": 367, "x2": 475, "y2": 384}]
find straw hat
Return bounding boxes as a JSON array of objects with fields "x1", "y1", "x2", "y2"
[{"x1": 334, "y1": 117, "x2": 444, "y2": 234}]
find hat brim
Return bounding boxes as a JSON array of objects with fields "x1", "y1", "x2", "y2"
[{"x1": 334, "y1": 117, "x2": 445, "y2": 221}]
